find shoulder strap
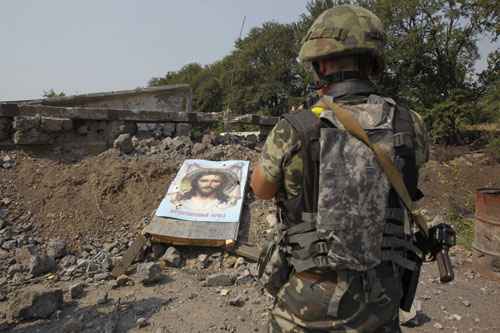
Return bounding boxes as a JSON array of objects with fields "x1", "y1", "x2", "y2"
[
  {"x1": 316, "y1": 96, "x2": 429, "y2": 236},
  {"x1": 282, "y1": 110, "x2": 320, "y2": 213}
]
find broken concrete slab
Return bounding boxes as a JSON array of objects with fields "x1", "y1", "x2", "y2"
[{"x1": 8, "y1": 288, "x2": 63, "y2": 320}]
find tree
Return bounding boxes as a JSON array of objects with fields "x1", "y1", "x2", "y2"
[
  {"x1": 223, "y1": 22, "x2": 302, "y2": 116},
  {"x1": 43, "y1": 89, "x2": 65, "y2": 98}
]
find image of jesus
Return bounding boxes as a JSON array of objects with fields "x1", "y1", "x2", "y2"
[{"x1": 174, "y1": 170, "x2": 234, "y2": 212}]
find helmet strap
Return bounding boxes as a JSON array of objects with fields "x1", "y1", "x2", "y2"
[{"x1": 312, "y1": 70, "x2": 364, "y2": 90}]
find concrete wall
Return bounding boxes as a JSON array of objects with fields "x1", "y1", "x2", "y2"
[
  {"x1": 40, "y1": 84, "x2": 192, "y2": 113},
  {"x1": 0, "y1": 85, "x2": 278, "y2": 148}
]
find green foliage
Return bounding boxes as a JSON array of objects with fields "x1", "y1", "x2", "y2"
[
  {"x1": 43, "y1": 89, "x2": 65, "y2": 98},
  {"x1": 422, "y1": 89, "x2": 482, "y2": 144},
  {"x1": 448, "y1": 209, "x2": 474, "y2": 249},
  {"x1": 487, "y1": 137, "x2": 500, "y2": 162},
  {"x1": 149, "y1": 0, "x2": 496, "y2": 135},
  {"x1": 149, "y1": 63, "x2": 223, "y2": 114}
]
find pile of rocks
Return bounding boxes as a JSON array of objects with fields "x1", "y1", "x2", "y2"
[{"x1": 113, "y1": 132, "x2": 260, "y2": 164}]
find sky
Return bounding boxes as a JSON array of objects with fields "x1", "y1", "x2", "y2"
[{"x1": 1, "y1": 0, "x2": 498, "y2": 101}]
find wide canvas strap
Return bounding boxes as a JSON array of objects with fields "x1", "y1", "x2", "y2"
[{"x1": 316, "y1": 96, "x2": 429, "y2": 236}]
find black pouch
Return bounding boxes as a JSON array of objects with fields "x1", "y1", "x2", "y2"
[{"x1": 400, "y1": 253, "x2": 423, "y2": 311}]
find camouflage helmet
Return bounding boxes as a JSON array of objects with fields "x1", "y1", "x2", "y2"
[{"x1": 299, "y1": 5, "x2": 385, "y2": 74}]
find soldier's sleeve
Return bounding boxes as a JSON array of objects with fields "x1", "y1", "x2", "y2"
[
  {"x1": 410, "y1": 110, "x2": 430, "y2": 169},
  {"x1": 259, "y1": 119, "x2": 299, "y2": 183}
]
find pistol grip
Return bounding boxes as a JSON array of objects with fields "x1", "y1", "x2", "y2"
[{"x1": 436, "y1": 249, "x2": 454, "y2": 283}]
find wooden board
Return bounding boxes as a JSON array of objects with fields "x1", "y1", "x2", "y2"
[
  {"x1": 111, "y1": 234, "x2": 147, "y2": 278},
  {"x1": 143, "y1": 216, "x2": 239, "y2": 242}
]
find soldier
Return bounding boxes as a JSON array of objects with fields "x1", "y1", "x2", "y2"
[{"x1": 251, "y1": 5, "x2": 429, "y2": 333}]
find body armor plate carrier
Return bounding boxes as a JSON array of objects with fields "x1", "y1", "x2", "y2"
[{"x1": 279, "y1": 94, "x2": 423, "y2": 274}]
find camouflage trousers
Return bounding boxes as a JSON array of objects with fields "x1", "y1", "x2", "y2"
[{"x1": 268, "y1": 262, "x2": 403, "y2": 333}]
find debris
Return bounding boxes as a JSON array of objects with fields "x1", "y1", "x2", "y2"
[
  {"x1": 94, "y1": 272, "x2": 112, "y2": 281},
  {"x1": 28, "y1": 254, "x2": 56, "y2": 277},
  {"x1": 60, "y1": 255, "x2": 77, "y2": 268},
  {"x1": 433, "y1": 323, "x2": 444, "y2": 330},
  {"x1": 113, "y1": 134, "x2": 134, "y2": 154},
  {"x1": 197, "y1": 254, "x2": 210, "y2": 269},
  {"x1": 47, "y1": 239, "x2": 67, "y2": 259},
  {"x1": 151, "y1": 242, "x2": 168, "y2": 259},
  {"x1": 96, "y1": 291, "x2": 109, "y2": 305},
  {"x1": 161, "y1": 246, "x2": 182, "y2": 268},
  {"x1": 116, "y1": 274, "x2": 132, "y2": 287},
  {"x1": 223, "y1": 256, "x2": 237, "y2": 268},
  {"x1": 69, "y1": 282, "x2": 85, "y2": 299},
  {"x1": 63, "y1": 318, "x2": 83, "y2": 333},
  {"x1": 205, "y1": 273, "x2": 236, "y2": 287},
  {"x1": 229, "y1": 295, "x2": 245, "y2": 307},
  {"x1": 137, "y1": 317, "x2": 149, "y2": 328},
  {"x1": 8, "y1": 288, "x2": 63, "y2": 320},
  {"x1": 236, "y1": 269, "x2": 254, "y2": 285},
  {"x1": 136, "y1": 262, "x2": 162, "y2": 285},
  {"x1": 234, "y1": 257, "x2": 246, "y2": 269},
  {"x1": 220, "y1": 289, "x2": 230, "y2": 296}
]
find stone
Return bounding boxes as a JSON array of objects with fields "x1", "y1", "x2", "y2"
[
  {"x1": 433, "y1": 323, "x2": 444, "y2": 330},
  {"x1": 8, "y1": 288, "x2": 63, "y2": 320},
  {"x1": 47, "y1": 239, "x2": 66, "y2": 259},
  {"x1": 161, "y1": 247, "x2": 182, "y2": 268},
  {"x1": 136, "y1": 262, "x2": 162, "y2": 285},
  {"x1": 175, "y1": 123, "x2": 192, "y2": 137},
  {"x1": 205, "y1": 273, "x2": 236, "y2": 287},
  {"x1": 113, "y1": 134, "x2": 134, "y2": 154},
  {"x1": 223, "y1": 256, "x2": 237, "y2": 268},
  {"x1": 94, "y1": 272, "x2": 111, "y2": 281},
  {"x1": 229, "y1": 295, "x2": 245, "y2": 307},
  {"x1": 234, "y1": 257, "x2": 246, "y2": 269},
  {"x1": 236, "y1": 270, "x2": 254, "y2": 285},
  {"x1": 201, "y1": 133, "x2": 216, "y2": 145},
  {"x1": 197, "y1": 254, "x2": 210, "y2": 269},
  {"x1": 7, "y1": 264, "x2": 24, "y2": 277},
  {"x1": 1, "y1": 239, "x2": 17, "y2": 250},
  {"x1": 28, "y1": 254, "x2": 56, "y2": 277},
  {"x1": 192, "y1": 142, "x2": 207, "y2": 155},
  {"x1": 0, "y1": 218, "x2": 5, "y2": 230},
  {"x1": 116, "y1": 274, "x2": 132, "y2": 287},
  {"x1": 0, "y1": 248, "x2": 8, "y2": 260},
  {"x1": 151, "y1": 242, "x2": 168, "y2": 259},
  {"x1": 69, "y1": 283, "x2": 85, "y2": 299},
  {"x1": 137, "y1": 317, "x2": 148, "y2": 328},
  {"x1": 60, "y1": 255, "x2": 77, "y2": 268},
  {"x1": 96, "y1": 292, "x2": 109, "y2": 305},
  {"x1": 40, "y1": 117, "x2": 73, "y2": 132},
  {"x1": 266, "y1": 214, "x2": 278, "y2": 228},
  {"x1": 63, "y1": 318, "x2": 83, "y2": 333}
]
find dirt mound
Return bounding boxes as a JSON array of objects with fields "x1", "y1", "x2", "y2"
[{"x1": 0, "y1": 137, "x2": 260, "y2": 250}]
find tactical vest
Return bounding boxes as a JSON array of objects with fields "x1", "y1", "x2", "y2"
[{"x1": 277, "y1": 94, "x2": 423, "y2": 273}]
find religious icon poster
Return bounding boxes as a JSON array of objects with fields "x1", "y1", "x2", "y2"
[{"x1": 155, "y1": 160, "x2": 249, "y2": 223}]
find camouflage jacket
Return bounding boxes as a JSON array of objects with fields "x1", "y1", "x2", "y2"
[{"x1": 259, "y1": 81, "x2": 429, "y2": 200}]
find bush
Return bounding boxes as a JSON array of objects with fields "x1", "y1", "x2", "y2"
[{"x1": 487, "y1": 136, "x2": 500, "y2": 162}]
